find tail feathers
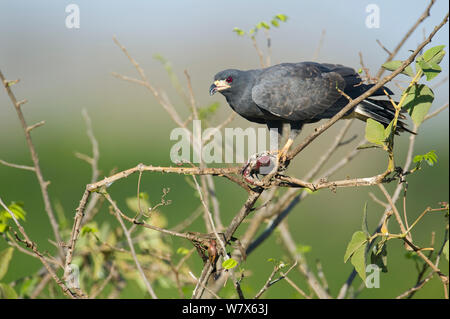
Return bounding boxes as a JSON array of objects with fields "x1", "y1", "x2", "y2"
[{"x1": 355, "y1": 99, "x2": 416, "y2": 135}]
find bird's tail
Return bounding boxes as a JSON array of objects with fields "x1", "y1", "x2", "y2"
[{"x1": 354, "y1": 98, "x2": 416, "y2": 134}]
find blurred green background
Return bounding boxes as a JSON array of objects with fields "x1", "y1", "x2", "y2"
[{"x1": 0, "y1": 0, "x2": 448, "y2": 298}]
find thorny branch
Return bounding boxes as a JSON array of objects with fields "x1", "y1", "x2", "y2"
[
  {"x1": 0, "y1": 7, "x2": 448, "y2": 300},
  {"x1": 0, "y1": 70, "x2": 64, "y2": 259}
]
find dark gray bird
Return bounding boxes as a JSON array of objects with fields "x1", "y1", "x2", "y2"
[{"x1": 209, "y1": 62, "x2": 412, "y2": 162}]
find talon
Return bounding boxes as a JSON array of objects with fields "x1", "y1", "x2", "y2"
[
  {"x1": 276, "y1": 150, "x2": 288, "y2": 163},
  {"x1": 276, "y1": 138, "x2": 294, "y2": 164}
]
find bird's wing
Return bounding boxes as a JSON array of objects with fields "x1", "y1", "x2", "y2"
[{"x1": 251, "y1": 63, "x2": 347, "y2": 121}]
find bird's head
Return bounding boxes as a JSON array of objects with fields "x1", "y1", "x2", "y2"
[{"x1": 209, "y1": 69, "x2": 242, "y2": 96}]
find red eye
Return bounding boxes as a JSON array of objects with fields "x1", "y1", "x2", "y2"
[{"x1": 226, "y1": 76, "x2": 233, "y2": 83}]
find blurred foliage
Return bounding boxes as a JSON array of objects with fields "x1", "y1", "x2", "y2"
[
  {"x1": 343, "y1": 45, "x2": 449, "y2": 284},
  {"x1": 0, "y1": 13, "x2": 448, "y2": 300}
]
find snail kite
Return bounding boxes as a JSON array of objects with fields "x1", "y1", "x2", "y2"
[{"x1": 209, "y1": 62, "x2": 412, "y2": 162}]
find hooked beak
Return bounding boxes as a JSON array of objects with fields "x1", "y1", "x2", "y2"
[
  {"x1": 209, "y1": 80, "x2": 230, "y2": 95},
  {"x1": 209, "y1": 83, "x2": 218, "y2": 95}
]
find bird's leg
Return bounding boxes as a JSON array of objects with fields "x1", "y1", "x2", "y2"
[
  {"x1": 277, "y1": 138, "x2": 294, "y2": 163},
  {"x1": 277, "y1": 122, "x2": 303, "y2": 164}
]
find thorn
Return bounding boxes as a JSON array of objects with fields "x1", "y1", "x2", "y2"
[
  {"x1": 5, "y1": 79, "x2": 20, "y2": 87},
  {"x1": 26, "y1": 120, "x2": 45, "y2": 133},
  {"x1": 16, "y1": 99, "x2": 28, "y2": 107},
  {"x1": 74, "y1": 152, "x2": 93, "y2": 164}
]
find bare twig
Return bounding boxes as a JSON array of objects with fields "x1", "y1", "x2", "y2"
[
  {"x1": 278, "y1": 222, "x2": 330, "y2": 299},
  {"x1": 316, "y1": 259, "x2": 330, "y2": 294},
  {"x1": 192, "y1": 175, "x2": 227, "y2": 259},
  {"x1": 376, "y1": 39, "x2": 392, "y2": 56},
  {"x1": 424, "y1": 103, "x2": 448, "y2": 121},
  {"x1": 78, "y1": 109, "x2": 102, "y2": 226},
  {"x1": 193, "y1": 191, "x2": 262, "y2": 299},
  {"x1": 254, "y1": 260, "x2": 302, "y2": 299},
  {"x1": 375, "y1": 0, "x2": 436, "y2": 79},
  {"x1": 369, "y1": 192, "x2": 389, "y2": 209},
  {"x1": 189, "y1": 271, "x2": 221, "y2": 299},
  {"x1": 0, "y1": 70, "x2": 64, "y2": 259},
  {"x1": 251, "y1": 37, "x2": 266, "y2": 68},
  {"x1": 263, "y1": 28, "x2": 272, "y2": 67},
  {"x1": 254, "y1": 265, "x2": 280, "y2": 299},
  {"x1": 26, "y1": 120, "x2": 45, "y2": 133},
  {"x1": 205, "y1": 174, "x2": 224, "y2": 231},
  {"x1": 396, "y1": 272, "x2": 434, "y2": 299},
  {"x1": 170, "y1": 205, "x2": 203, "y2": 232},
  {"x1": 89, "y1": 264, "x2": 117, "y2": 299},
  {"x1": 289, "y1": 11, "x2": 448, "y2": 161},
  {"x1": 377, "y1": 184, "x2": 408, "y2": 235},
  {"x1": 0, "y1": 197, "x2": 77, "y2": 298},
  {"x1": 112, "y1": 36, "x2": 186, "y2": 128},
  {"x1": 0, "y1": 159, "x2": 35, "y2": 172},
  {"x1": 104, "y1": 192, "x2": 158, "y2": 299},
  {"x1": 312, "y1": 29, "x2": 326, "y2": 61},
  {"x1": 359, "y1": 52, "x2": 376, "y2": 83},
  {"x1": 30, "y1": 272, "x2": 52, "y2": 299}
]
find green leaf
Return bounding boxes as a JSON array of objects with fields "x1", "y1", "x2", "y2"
[
  {"x1": 275, "y1": 14, "x2": 288, "y2": 22},
  {"x1": 443, "y1": 240, "x2": 449, "y2": 262},
  {"x1": 1, "y1": 202, "x2": 27, "y2": 222},
  {"x1": 176, "y1": 247, "x2": 190, "y2": 255},
  {"x1": 371, "y1": 242, "x2": 388, "y2": 272},
  {"x1": 351, "y1": 242, "x2": 367, "y2": 281},
  {"x1": 153, "y1": 54, "x2": 186, "y2": 97},
  {"x1": 381, "y1": 60, "x2": 415, "y2": 77},
  {"x1": 403, "y1": 65, "x2": 416, "y2": 78},
  {"x1": 271, "y1": 19, "x2": 279, "y2": 27},
  {"x1": 9, "y1": 203, "x2": 26, "y2": 221},
  {"x1": 6, "y1": 80, "x2": 19, "y2": 87},
  {"x1": 233, "y1": 27, "x2": 245, "y2": 36},
  {"x1": 382, "y1": 60, "x2": 400, "y2": 71},
  {"x1": 198, "y1": 101, "x2": 220, "y2": 120},
  {"x1": 126, "y1": 195, "x2": 151, "y2": 214},
  {"x1": 402, "y1": 84, "x2": 434, "y2": 127},
  {"x1": 344, "y1": 231, "x2": 367, "y2": 263},
  {"x1": 0, "y1": 247, "x2": 14, "y2": 281},
  {"x1": 384, "y1": 119, "x2": 395, "y2": 140},
  {"x1": 0, "y1": 283, "x2": 18, "y2": 299},
  {"x1": 296, "y1": 244, "x2": 312, "y2": 254},
  {"x1": 222, "y1": 258, "x2": 238, "y2": 270},
  {"x1": 404, "y1": 251, "x2": 422, "y2": 262},
  {"x1": 0, "y1": 223, "x2": 8, "y2": 233},
  {"x1": 428, "y1": 50, "x2": 445, "y2": 66},
  {"x1": 416, "y1": 59, "x2": 442, "y2": 81},
  {"x1": 81, "y1": 224, "x2": 98, "y2": 236},
  {"x1": 362, "y1": 203, "x2": 370, "y2": 237},
  {"x1": 365, "y1": 119, "x2": 386, "y2": 146},
  {"x1": 19, "y1": 277, "x2": 38, "y2": 298},
  {"x1": 422, "y1": 45, "x2": 446, "y2": 64},
  {"x1": 139, "y1": 192, "x2": 149, "y2": 200},
  {"x1": 413, "y1": 150, "x2": 438, "y2": 167},
  {"x1": 260, "y1": 21, "x2": 270, "y2": 29}
]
